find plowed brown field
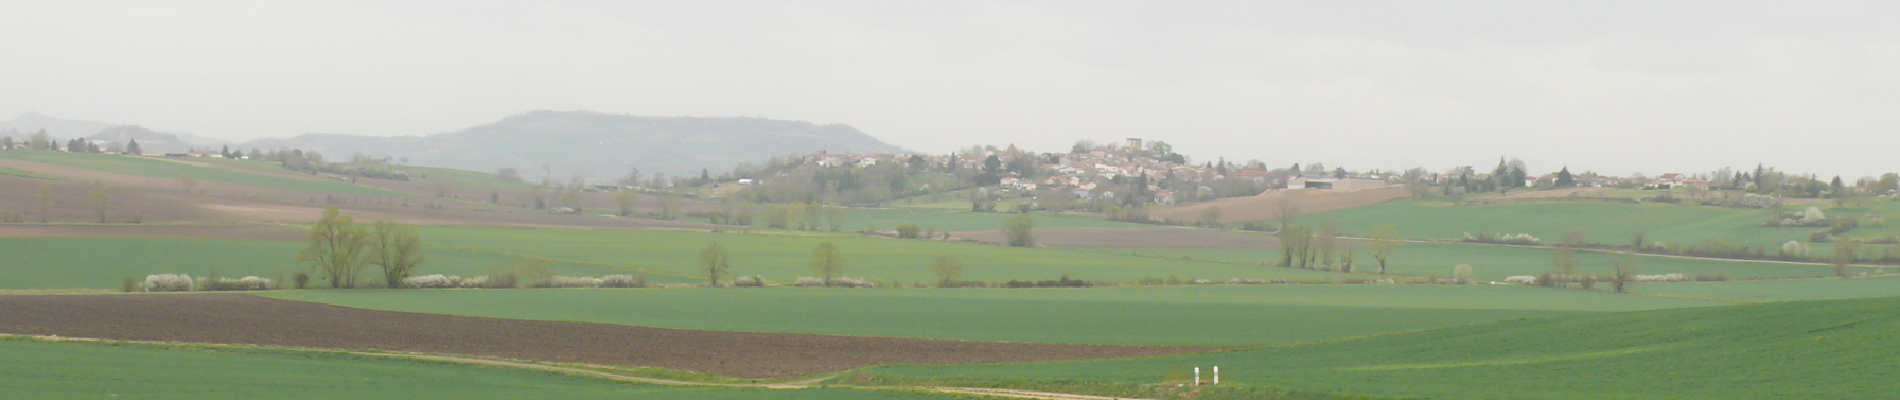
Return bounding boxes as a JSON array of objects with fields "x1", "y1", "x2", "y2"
[{"x1": 0, "y1": 294, "x2": 1217, "y2": 378}]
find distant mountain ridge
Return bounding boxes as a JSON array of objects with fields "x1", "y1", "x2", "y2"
[
  {"x1": 236, "y1": 111, "x2": 908, "y2": 181},
  {"x1": 4, "y1": 111, "x2": 908, "y2": 181},
  {"x1": 1, "y1": 113, "x2": 230, "y2": 154}
]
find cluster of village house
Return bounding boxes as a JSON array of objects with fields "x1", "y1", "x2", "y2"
[{"x1": 760, "y1": 138, "x2": 1728, "y2": 204}]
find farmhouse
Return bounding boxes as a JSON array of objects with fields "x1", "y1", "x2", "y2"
[{"x1": 1287, "y1": 176, "x2": 1388, "y2": 191}]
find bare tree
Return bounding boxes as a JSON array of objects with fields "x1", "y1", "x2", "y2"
[
  {"x1": 368, "y1": 220, "x2": 426, "y2": 288},
  {"x1": 1199, "y1": 206, "x2": 1222, "y2": 227},
  {"x1": 297, "y1": 207, "x2": 369, "y2": 289},
  {"x1": 826, "y1": 205, "x2": 846, "y2": 232},
  {"x1": 179, "y1": 172, "x2": 196, "y2": 194},
  {"x1": 1611, "y1": 252, "x2": 1640, "y2": 293},
  {"x1": 1562, "y1": 228, "x2": 1588, "y2": 248},
  {"x1": 1274, "y1": 194, "x2": 1302, "y2": 233},
  {"x1": 1003, "y1": 213, "x2": 1037, "y2": 247},
  {"x1": 812, "y1": 242, "x2": 843, "y2": 285},
  {"x1": 700, "y1": 241, "x2": 730, "y2": 286},
  {"x1": 933, "y1": 256, "x2": 964, "y2": 287},
  {"x1": 35, "y1": 183, "x2": 51, "y2": 222},
  {"x1": 1366, "y1": 225, "x2": 1403, "y2": 274},
  {"x1": 614, "y1": 190, "x2": 639, "y2": 216},
  {"x1": 1551, "y1": 247, "x2": 1580, "y2": 288},
  {"x1": 1315, "y1": 221, "x2": 1340, "y2": 271},
  {"x1": 86, "y1": 185, "x2": 110, "y2": 223}
]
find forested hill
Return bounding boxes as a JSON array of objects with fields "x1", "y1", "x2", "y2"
[{"x1": 238, "y1": 111, "x2": 907, "y2": 181}]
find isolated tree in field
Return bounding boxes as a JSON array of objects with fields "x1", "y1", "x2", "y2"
[
  {"x1": 35, "y1": 183, "x2": 51, "y2": 222},
  {"x1": 86, "y1": 185, "x2": 110, "y2": 223},
  {"x1": 661, "y1": 192, "x2": 681, "y2": 220},
  {"x1": 125, "y1": 138, "x2": 141, "y2": 155},
  {"x1": 1003, "y1": 213, "x2": 1037, "y2": 247},
  {"x1": 826, "y1": 205, "x2": 846, "y2": 232},
  {"x1": 933, "y1": 256, "x2": 964, "y2": 286},
  {"x1": 1832, "y1": 240, "x2": 1861, "y2": 278},
  {"x1": 367, "y1": 220, "x2": 425, "y2": 288},
  {"x1": 1611, "y1": 253, "x2": 1640, "y2": 293},
  {"x1": 613, "y1": 189, "x2": 638, "y2": 216},
  {"x1": 179, "y1": 172, "x2": 196, "y2": 194},
  {"x1": 1631, "y1": 232, "x2": 1646, "y2": 251},
  {"x1": 1563, "y1": 228, "x2": 1587, "y2": 248},
  {"x1": 700, "y1": 241, "x2": 730, "y2": 286},
  {"x1": 1366, "y1": 225, "x2": 1403, "y2": 274},
  {"x1": 297, "y1": 207, "x2": 370, "y2": 288},
  {"x1": 1453, "y1": 264, "x2": 1474, "y2": 284},
  {"x1": 801, "y1": 202, "x2": 822, "y2": 230},
  {"x1": 1199, "y1": 206, "x2": 1221, "y2": 227},
  {"x1": 812, "y1": 242, "x2": 843, "y2": 285},
  {"x1": 1551, "y1": 247, "x2": 1580, "y2": 288}
]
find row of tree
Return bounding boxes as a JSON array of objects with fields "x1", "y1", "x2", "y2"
[
  {"x1": 0, "y1": 131, "x2": 143, "y2": 154},
  {"x1": 296, "y1": 207, "x2": 425, "y2": 288}
]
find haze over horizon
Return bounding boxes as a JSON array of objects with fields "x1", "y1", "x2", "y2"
[{"x1": 4, "y1": 1, "x2": 1897, "y2": 178}]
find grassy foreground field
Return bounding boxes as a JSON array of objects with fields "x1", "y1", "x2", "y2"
[
  {"x1": 864, "y1": 296, "x2": 1900, "y2": 400},
  {"x1": 0, "y1": 338, "x2": 958, "y2": 400},
  {"x1": 266, "y1": 285, "x2": 1720, "y2": 346},
  {"x1": 1119, "y1": 242, "x2": 1855, "y2": 281}
]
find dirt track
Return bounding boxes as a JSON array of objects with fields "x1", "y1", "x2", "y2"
[
  {"x1": 0, "y1": 294, "x2": 1215, "y2": 379},
  {"x1": 952, "y1": 227, "x2": 1281, "y2": 249}
]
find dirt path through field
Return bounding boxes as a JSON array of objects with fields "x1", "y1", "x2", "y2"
[{"x1": 0, "y1": 293, "x2": 1217, "y2": 379}]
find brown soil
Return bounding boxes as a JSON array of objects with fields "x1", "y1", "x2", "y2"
[
  {"x1": 0, "y1": 158, "x2": 727, "y2": 230},
  {"x1": 1146, "y1": 187, "x2": 1412, "y2": 224},
  {"x1": 952, "y1": 227, "x2": 1281, "y2": 249},
  {"x1": 0, "y1": 294, "x2": 1217, "y2": 379},
  {"x1": 0, "y1": 224, "x2": 305, "y2": 241}
]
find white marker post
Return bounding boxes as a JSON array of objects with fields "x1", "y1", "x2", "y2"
[
  {"x1": 1213, "y1": 366, "x2": 1219, "y2": 385},
  {"x1": 1194, "y1": 367, "x2": 1200, "y2": 386}
]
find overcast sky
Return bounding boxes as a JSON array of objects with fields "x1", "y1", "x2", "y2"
[{"x1": 4, "y1": 1, "x2": 1897, "y2": 178}]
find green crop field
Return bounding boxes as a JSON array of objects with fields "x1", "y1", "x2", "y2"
[
  {"x1": 0, "y1": 237, "x2": 685, "y2": 290},
  {"x1": 1292, "y1": 199, "x2": 1815, "y2": 249},
  {"x1": 1117, "y1": 242, "x2": 1857, "y2": 281},
  {"x1": 839, "y1": 208, "x2": 1143, "y2": 232},
  {"x1": 0, "y1": 151, "x2": 410, "y2": 197},
  {"x1": 0, "y1": 338, "x2": 958, "y2": 400},
  {"x1": 1634, "y1": 275, "x2": 1900, "y2": 302},
  {"x1": 266, "y1": 285, "x2": 1719, "y2": 346},
  {"x1": 865, "y1": 296, "x2": 1900, "y2": 400},
  {"x1": 417, "y1": 226, "x2": 1352, "y2": 283},
  {"x1": 0, "y1": 166, "x2": 61, "y2": 180}
]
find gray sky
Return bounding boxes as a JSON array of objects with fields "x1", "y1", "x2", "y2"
[{"x1": 4, "y1": 1, "x2": 1898, "y2": 178}]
